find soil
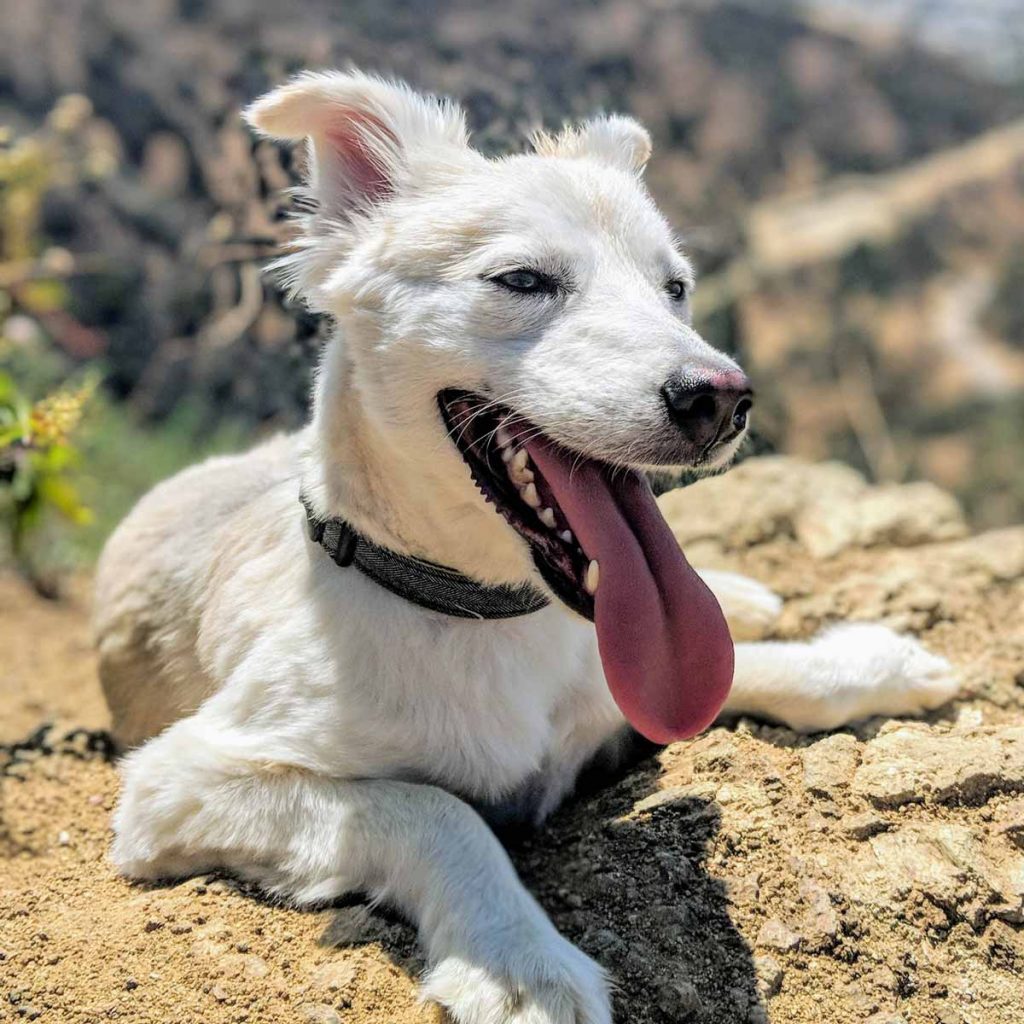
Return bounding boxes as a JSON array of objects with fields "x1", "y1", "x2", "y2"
[{"x1": 2, "y1": 456, "x2": 1023, "y2": 1024}]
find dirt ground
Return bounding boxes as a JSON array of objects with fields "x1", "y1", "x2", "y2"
[{"x1": 2, "y1": 456, "x2": 1023, "y2": 1024}]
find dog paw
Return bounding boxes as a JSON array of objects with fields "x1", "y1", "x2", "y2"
[
  {"x1": 421, "y1": 934, "x2": 610, "y2": 1024},
  {"x1": 698, "y1": 569, "x2": 783, "y2": 640},
  {"x1": 784, "y1": 623, "x2": 960, "y2": 732}
]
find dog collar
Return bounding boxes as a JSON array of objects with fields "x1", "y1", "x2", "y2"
[{"x1": 300, "y1": 495, "x2": 550, "y2": 620}]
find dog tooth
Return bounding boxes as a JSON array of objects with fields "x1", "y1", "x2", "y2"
[
  {"x1": 501, "y1": 447, "x2": 514, "y2": 463},
  {"x1": 539, "y1": 507, "x2": 556, "y2": 528},
  {"x1": 559, "y1": 529, "x2": 573, "y2": 544},
  {"x1": 496, "y1": 425, "x2": 512, "y2": 449},
  {"x1": 584, "y1": 560, "x2": 600, "y2": 595},
  {"x1": 509, "y1": 466, "x2": 534, "y2": 486},
  {"x1": 521, "y1": 482, "x2": 540, "y2": 508},
  {"x1": 512, "y1": 449, "x2": 529, "y2": 472}
]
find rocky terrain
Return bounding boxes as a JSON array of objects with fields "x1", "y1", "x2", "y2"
[{"x1": 2, "y1": 456, "x2": 1023, "y2": 1023}]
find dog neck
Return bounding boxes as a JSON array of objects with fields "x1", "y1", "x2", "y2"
[{"x1": 299, "y1": 340, "x2": 535, "y2": 588}]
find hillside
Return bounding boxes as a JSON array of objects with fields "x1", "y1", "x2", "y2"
[{"x1": 3, "y1": 457, "x2": 1023, "y2": 1023}]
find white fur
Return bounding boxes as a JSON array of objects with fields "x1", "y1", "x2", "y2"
[{"x1": 95, "y1": 71, "x2": 959, "y2": 1024}]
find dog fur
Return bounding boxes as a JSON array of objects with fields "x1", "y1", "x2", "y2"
[{"x1": 94, "y1": 71, "x2": 959, "y2": 1024}]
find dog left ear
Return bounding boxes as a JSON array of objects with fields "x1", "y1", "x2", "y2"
[
  {"x1": 244, "y1": 70, "x2": 469, "y2": 217},
  {"x1": 533, "y1": 115, "x2": 652, "y2": 174}
]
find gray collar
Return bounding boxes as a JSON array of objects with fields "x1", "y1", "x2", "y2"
[{"x1": 301, "y1": 495, "x2": 550, "y2": 620}]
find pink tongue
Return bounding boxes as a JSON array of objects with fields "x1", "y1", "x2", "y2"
[{"x1": 526, "y1": 440, "x2": 734, "y2": 744}]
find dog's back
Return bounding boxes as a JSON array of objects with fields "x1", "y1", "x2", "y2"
[{"x1": 94, "y1": 431, "x2": 299, "y2": 747}]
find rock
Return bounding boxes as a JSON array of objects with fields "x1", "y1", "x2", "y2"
[
  {"x1": 753, "y1": 955, "x2": 783, "y2": 997},
  {"x1": 802, "y1": 734, "x2": 862, "y2": 797},
  {"x1": 985, "y1": 919, "x2": 1024, "y2": 969},
  {"x1": 842, "y1": 810, "x2": 889, "y2": 840},
  {"x1": 692, "y1": 732, "x2": 738, "y2": 773},
  {"x1": 798, "y1": 878, "x2": 841, "y2": 951},
  {"x1": 655, "y1": 979, "x2": 702, "y2": 1018},
  {"x1": 842, "y1": 821, "x2": 1023, "y2": 925},
  {"x1": 942, "y1": 527, "x2": 1024, "y2": 583},
  {"x1": 853, "y1": 726, "x2": 1024, "y2": 808},
  {"x1": 308, "y1": 960, "x2": 356, "y2": 993},
  {"x1": 726, "y1": 871, "x2": 761, "y2": 908},
  {"x1": 795, "y1": 481, "x2": 966, "y2": 558},
  {"x1": 300, "y1": 1005, "x2": 342, "y2": 1024},
  {"x1": 631, "y1": 782, "x2": 719, "y2": 815},
  {"x1": 221, "y1": 953, "x2": 269, "y2": 980},
  {"x1": 658, "y1": 456, "x2": 866, "y2": 552},
  {"x1": 755, "y1": 918, "x2": 802, "y2": 952}
]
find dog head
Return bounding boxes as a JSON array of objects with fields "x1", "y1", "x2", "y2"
[
  {"x1": 248, "y1": 70, "x2": 745, "y2": 740},
  {"x1": 247, "y1": 71, "x2": 749, "y2": 475}
]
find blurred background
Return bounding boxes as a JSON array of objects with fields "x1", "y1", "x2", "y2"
[{"x1": 2, "y1": 0, "x2": 1023, "y2": 593}]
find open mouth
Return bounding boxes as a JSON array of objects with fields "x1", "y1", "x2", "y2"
[
  {"x1": 438, "y1": 388, "x2": 736, "y2": 744},
  {"x1": 438, "y1": 389, "x2": 598, "y2": 621}
]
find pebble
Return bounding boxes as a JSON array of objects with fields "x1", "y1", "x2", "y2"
[
  {"x1": 755, "y1": 919, "x2": 802, "y2": 952},
  {"x1": 308, "y1": 961, "x2": 355, "y2": 993},
  {"x1": 300, "y1": 1005, "x2": 342, "y2": 1024},
  {"x1": 754, "y1": 955, "x2": 784, "y2": 997},
  {"x1": 655, "y1": 979, "x2": 702, "y2": 1017}
]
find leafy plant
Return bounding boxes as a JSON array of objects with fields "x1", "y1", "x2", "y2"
[{"x1": 0, "y1": 371, "x2": 94, "y2": 591}]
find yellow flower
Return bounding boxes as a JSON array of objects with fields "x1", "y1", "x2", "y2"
[{"x1": 28, "y1": 379, "x2": 95, "y2": 447}]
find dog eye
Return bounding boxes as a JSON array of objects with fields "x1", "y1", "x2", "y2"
[
  {"x1": 491, "y1": 270, "x2": 559, "y2": 295},
  {"x1": 666, "y1": 279, "x2": 689, "y2": 301}
]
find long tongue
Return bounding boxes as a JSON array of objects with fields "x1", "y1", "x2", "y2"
[{"x1": 526, "y1": 440, "x2": 734, "y2": 744}]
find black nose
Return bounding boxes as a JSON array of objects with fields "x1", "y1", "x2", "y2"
[{"x1": 662, "y1": 372, "x2": 753, "y2": 450}]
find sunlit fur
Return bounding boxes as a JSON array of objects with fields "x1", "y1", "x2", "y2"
[{"x1": 95, "y1": 71, "x2": 959, "y2": 1024}]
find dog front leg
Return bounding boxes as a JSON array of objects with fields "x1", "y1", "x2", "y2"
[
  {"x1": 695, "y1": 568, "x2": 783, "y2": 640},
  {"x1": 722, "y1": 623, "x2": 959, "y2": 732},
  {"x1": 112, "y1": 723, "x2": 610, "y2": 1024}
]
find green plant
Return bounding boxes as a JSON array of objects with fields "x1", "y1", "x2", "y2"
[{"x1": 0, "y1": 372, "x2": 94, "y2": 590}]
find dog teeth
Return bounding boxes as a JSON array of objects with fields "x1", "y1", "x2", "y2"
[
  {"x1": 559, "y1": 529, "x2": 573, "y2": 543},
  {"x1": 496, "y1": 424, "x2": 513, "y2": 449},
  {"x1": 507, "y1": 451, "x2": 534, "y2": 485},
  {"x1": 584, "y1": 560, "x2": 600, "y2": 595},
  {"x1": 501, "y1": 447, "x2": 514, "y2": 463},
  {"x1": 521, "y1": 482, "x2": 540, "y2": 508},
  {"x1": 539, "y1": 507, "x2": 556, "y2": 529}
]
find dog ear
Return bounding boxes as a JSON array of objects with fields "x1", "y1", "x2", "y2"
[
  {"x1": 244, "y1": 70, "x2": 469, "y2": 216},
  {"x1": 533, "y1": 115, "x2": 652, "y2": 174}
]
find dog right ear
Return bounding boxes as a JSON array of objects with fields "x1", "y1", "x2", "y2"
[{"x1": 244, "y1": 70, "x2": 469, "y2": 218}]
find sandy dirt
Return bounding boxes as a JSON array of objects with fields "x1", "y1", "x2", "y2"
[{"x1": 2, "y1": 456, "x2": 1023, "y2": 1024}]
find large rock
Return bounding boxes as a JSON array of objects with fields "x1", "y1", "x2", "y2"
[
  {"x1": 658, "y1": 457, "x2": 968, "y2": 561},
  {"x1": 852, "y1": 724, "x2": 1024, "y2": 808},
  {"x1": 794, "y1": 482, "x2": 966, "y2": 558}
]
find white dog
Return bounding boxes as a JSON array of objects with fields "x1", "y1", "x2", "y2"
[{"x1": 94, "y1": 71, "x2": 958, "y2": 1024}]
